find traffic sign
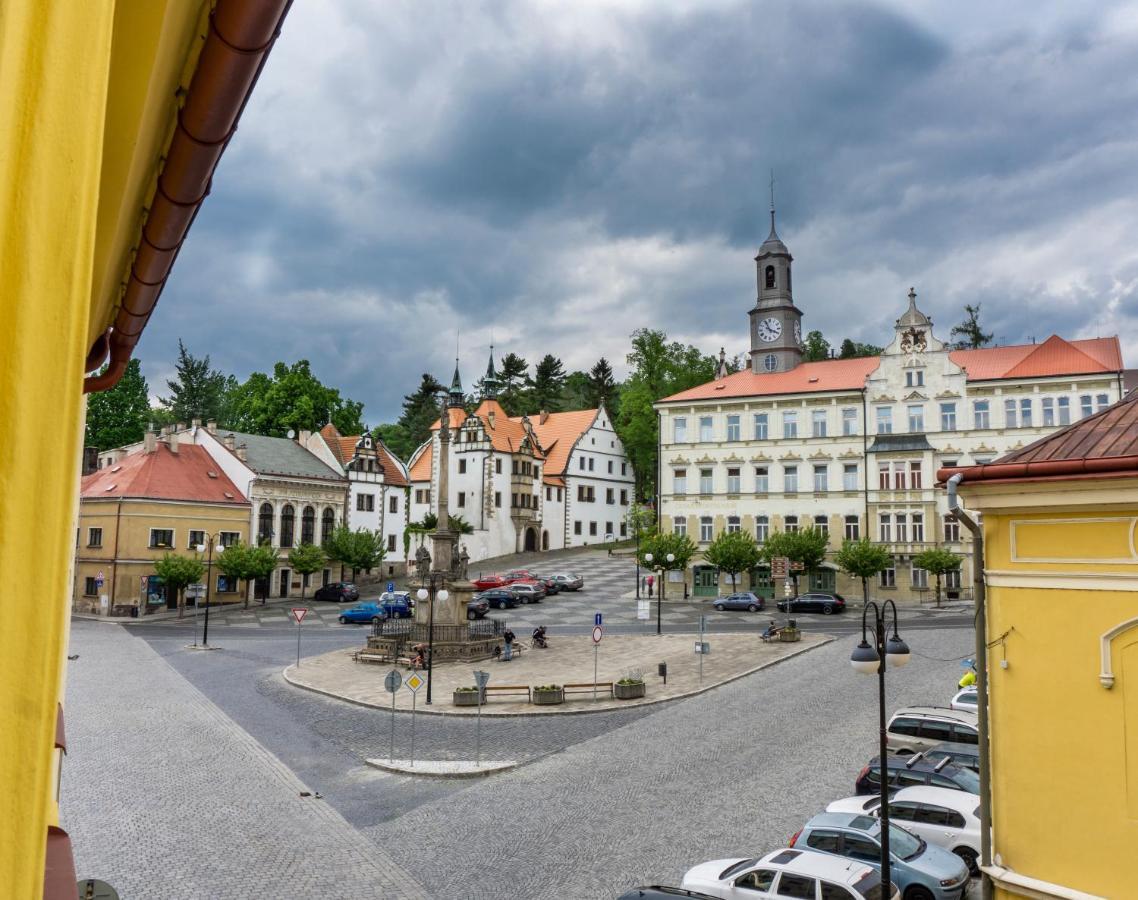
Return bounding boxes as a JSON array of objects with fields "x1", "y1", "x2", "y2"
[
  {"x1": 384, "y1": 670, "x2": 403, "y2": 693},
  {"x1": 694, "y1": 641, "x2": 711, "y2": 655},
  {"x1": 406, "y1": 673, "x2": 424, "y2": 692},
  {"x1": 770, "y1": 556, "x2": 789, "y2": 578},
  {"x1": 473, "y1": 669, "x2": 490, "y2": 689},
  {"x1": 387, "y1": 581, "x2": 395, "y2": 592},
  {"x1": 290, "y1": 607, "x2": 308, "y2": 624},
  {"x1": 789, "y1": 560, "x2": 805, "y2": 572},
  {"x1": 594, "y1": 612, "x2": 603, "y2": 626},
  {"x1": 592, "y1": 625, "x2": 603, "y2": 644},
  {"x1": 95, "y1": 571, "x2": 105, "y2": 588}
]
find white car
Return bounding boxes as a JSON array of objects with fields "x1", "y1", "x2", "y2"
[
  {"x1": 950, "y1": 687, "x2": 978, "y2": 712},
  {"x1": 827, "y1": 786, "x2": 981, "y2": 874},
  {"x1": 682, "y1": 848, "x2": 899, "y2": 899}
]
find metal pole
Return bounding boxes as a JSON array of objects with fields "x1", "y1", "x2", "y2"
[
  {"x1": 192, "y1": 585, "x2": 200, "y2": 647},
  {"x1": 202, "y1": 538, "x2": 214, "y2": 646},
  {"x1": 593, "y1": 641, "x2": 598, "y2": 701},
  {"x1": 296, "y1": 616, "x2": 302, "y2": 668},
  {"x1": 656, "y1": 567, "x2": 662, "y2": 635},
  {"x1": 875, "y1": 603, "x2": 892, "y2": 896},
  {"x1": 410, "y1": 690, "x2": 416, "y2": 768},
  {"x1": 635, "y1": 518, "x2": 641, "y2": 600},
  {"x1": 426, "y1": 576, "x2": 435, "y2": 705},
  {"x1": 699, "y1": 614, "x2": 704, "y2": 685},
  {"x1": 475, "y1": 688, "x2": 482, "y2": 764},
  {"x1": 390, "y1": 688, "x2": 396, "y2": 763}
]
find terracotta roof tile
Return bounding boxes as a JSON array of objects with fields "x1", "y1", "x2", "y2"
[
  {"x1": 375, "y1": 441, "x2": 409, "y2": 487},
  {"x1": 80, "y1": 444, "x2": 249, "y2": 504},
  {"x1": 430, "y1": 400, "x2": 545, "y2": 458},
  {"x1": 408, "y1": 440, "x2": 432, "y2": 482},
  {"x1": 660, "y1": 358, "x2": 879, "y2": 403},
  {"x1": 512, "y1": 409, "x2": 598, "y2": 476}
]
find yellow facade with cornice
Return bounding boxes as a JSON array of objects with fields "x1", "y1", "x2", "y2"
[{"x1": 959, "y1": 477, "x2": 1138, "y2": 899}]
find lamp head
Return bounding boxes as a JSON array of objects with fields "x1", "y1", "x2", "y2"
[
  {"x1": 885, "y1": 634, "x2": 911, "y2": 668},
  {"x1": 416, "y1": 588, "x2": 428, "y2": 601},
  {"x1": 197, "y1": 543, "x2": 206, "y2": 553},
  {"x1": 666, "y1": 553, "x2": 675, "y2": 563},
  {"x1": 437, "y1": 589, "x2": 449, "y2": 602},
  {"x1": 644, "y1": 553, "x2": 653, "y2": 564},
  {"x1": 850, "y1": 639, "x2": 881, "y2": 674}
]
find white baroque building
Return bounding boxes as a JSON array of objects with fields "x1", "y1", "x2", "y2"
[
  {"x1": 656, "y1": 213, "x2": 1126, "y2": 601},
  {"x1": 407, "y1": 357, "x2": 635, "y2": 564}
]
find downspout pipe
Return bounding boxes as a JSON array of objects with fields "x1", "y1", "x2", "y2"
[{"x1": 947, "y1": 472, "x2": 993, "y2": 900}]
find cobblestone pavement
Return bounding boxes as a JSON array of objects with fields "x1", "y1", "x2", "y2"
[{"x1": 62, "y1": 621, "x2": 428, "y2": 900}]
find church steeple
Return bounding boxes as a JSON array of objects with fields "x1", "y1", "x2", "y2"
[
  {"x1": 447, "y1": 359, "x2": 464, "y2": 408},
  {"x1": 481, "y1": 344, "x2": 500, "y2": 399},
  {"x1": 748, "y1": 175, "x2": 803, "y2": 374}
]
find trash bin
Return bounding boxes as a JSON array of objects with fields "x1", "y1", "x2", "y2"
[
  {"x1": 658, "y1": 661, "x2": 667, "y2": 684},
  {"x1": 130, "y1": 605, "x2": 139, "y2": 618}
]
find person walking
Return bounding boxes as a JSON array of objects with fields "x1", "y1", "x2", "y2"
[
  {"x1": 502, "y1": 627, "x2": 515, "y2": 661},
  {"x1": 647, "y1": 575, "x2": 654, "y2": 598}
]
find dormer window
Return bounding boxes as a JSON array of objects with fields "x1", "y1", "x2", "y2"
[{"x1": 765, "y1": 265, "x2": 776, "y2": 290}]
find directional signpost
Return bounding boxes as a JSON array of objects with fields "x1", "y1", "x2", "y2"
[
  {"x1": 291, "y1": 607, "x2": 309, "y2": 668},
  {"x1": 384, "y1": 669, "x2": 402, "y2": 762},
  {"x1": 473, "y1": 670, "x2": 490, "y2": 764},
  {"x1": 770, "y1": 556, "x2": 789, "y2": 579},
  {"x1": 592, "y1": 622, "x2": 603, "y2": 701},
  {"x1": 405, "y1": 672, "x2": 424, "y2": 767}
]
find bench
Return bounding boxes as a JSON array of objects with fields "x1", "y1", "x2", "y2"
[
  {"x1": 482, "y1": 685, "x2": 532, "y2": 702},
  {"x1": 563, "y1": 681, "x2": 614, "y2": 699},
  {"x1": 353, "y1": 650, "x2": 388, "y2": 665}
]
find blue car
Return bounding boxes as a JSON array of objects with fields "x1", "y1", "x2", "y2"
[
  {"x1": 791, "y1": 811, "x2": 970, "y2": 900},
  {"x1": 712, "y1": 592, "x2": 766, "y2": 612},
  {"x1": 378, "y1": 591, "x2": 415, "y2": 618},
  {"x1": 339, "y1": 599, "x2": 413, "y2": 624}
]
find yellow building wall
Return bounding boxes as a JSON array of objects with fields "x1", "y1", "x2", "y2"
[{"x1": 976, "y1": 503, "x2": 1138, "y2": 898}]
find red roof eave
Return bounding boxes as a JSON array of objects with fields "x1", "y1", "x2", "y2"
[{"x1": 938, "y1": 455, "x2": 1138, "y2": 487}]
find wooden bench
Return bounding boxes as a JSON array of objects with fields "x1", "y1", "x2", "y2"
[
  {"x1": 482, "y1": 684, "x2": 532, "y2": 702},
  {"x1": 563, "y1": 681, "x2": 614, "y2": 699},
  {"x1": 353, "y1": 650, "x2": 388, "y2": 665}
]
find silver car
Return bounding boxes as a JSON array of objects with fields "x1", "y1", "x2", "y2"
[
  {"x1": 551, "y1": 573, "x2": 583, "y2": 591},
  {"x1": 887, "y1": 707, "x2": 979, "y2": 755}
]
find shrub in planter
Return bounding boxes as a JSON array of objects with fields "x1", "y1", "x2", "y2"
[
  {"x1": 532, "y1": 684, "x2": 564, "y2": 705},
  {"x1": 615, "y1": 668, "x2": 646, "y2": 699},
  {"x1": 779, "y1": 627, "x2": 801, "y2": 643},
  {"x1": 453, "y1": 686, "x2": 483, "y2": 706}
]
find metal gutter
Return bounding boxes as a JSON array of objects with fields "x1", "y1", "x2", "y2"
[
  {"x1": 939, "y1": 455, "x2": 1138, "y2": 485},
  {"x1": 84, "y1": 0, "x2": 294, "y2": 393}
]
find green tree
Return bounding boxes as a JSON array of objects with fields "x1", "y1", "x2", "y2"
[
  {"x1": 802, "y1": 330, "x2": 831, "y2": 362},
  {"x1": 245, "y1": 542, "x2": 280, "y2": 607},
  {"x1": 288, "y1": 542, "x2": 326, "y2": 599},
  {"x1": 704, "y1": 530, "x2": 762, "y2": 592},
  {"x1": 838, "y1": 338, "x2": 884, "y2": 359},
  {"x1": 638, "y1": 530, "x2": 697, "y2": 572},
  {"x1": 372, "y1": 423, "x2": 413, "y2": 462},
  {"x1": 531, "y1": 354, "x2": 567, "y2": 412},
  {"x1": 586, "y1": 357, "x2": 618, "y2": 411},
  {"x1": 225, "y1": 360, "x2": 364, "y2": 437},
  {"x1": 153, "y1": 552, "x2": 205, "y2": 618},
  {"x1": 161, "y1": 340, "x2": 230, "y2": 424},
  {"x1": 950, "y1": 304, "x2": 994, "y2": 350},
  {"x1": 85, "y1": 358, "x2": 151, "y2": 451},
  {"x1": 834, "y1": 538, "x2": 893, "y2": 609},
  {"x1": 561, "y1": 370, "x2": 592, "y2": 411},
  {"x1": 497, "y1": 353, "x2": 532, "y2": 416},
  {"x1": 446, "y1": 514, "x2": 475, "y2": 536},
  {"x1": 912, "y1": 547, "x2": 963, "y2": 608},
  {"x1": 216, "y1": 541, "x2": 253, "y2": 606},
  {"x1": 384, "y1": 374, "x2": 446, "y2": 460},
  {"x1": 624, "y1": 503, "x2": 657, "y2": 540},
  {"x1": 762, "y1": 528, "x2": 829, "y2": 597},
  {"x1": 325, "y1": 525, "x2": 386, "y2": 580}
]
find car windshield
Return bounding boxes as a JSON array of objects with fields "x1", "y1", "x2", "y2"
[
  {"x1": 952, "y1": 767, "x2": 980, "y2": 793},
  {"x1": 887, "y1": 824, "x2": 924, "y2": 861},
  {"x1": 852, "y1": 871, "x2": 889, "y2": 900}
]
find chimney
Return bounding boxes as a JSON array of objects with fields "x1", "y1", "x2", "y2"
[
  {"x1": 144, "y1": 430, "x2": 157, "y2": 453},
  {"x1": 206, "y1": 420, "x2": 217, "y2": 434},
  {"x1": 299, "y1": 429, "x2": 311, "y2": 445},
  {"x1": 223, "y1": 433, "x2": 236, "y2": 452},
  {"x1": 236, "y1": 444, "x2": 247, "y2": 462},
  {"x1": 191, "y1": 417, "x2": 202, "y2": 429},
  {"x1": 539, "y1": 409, "x2": 549, "y2": 425},
  {"x1": 169, "y1": 431, "x2": 179, "y2": 454}
]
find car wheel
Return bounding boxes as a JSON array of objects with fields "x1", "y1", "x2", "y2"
[
  {"x1": 715, "y1": 604, "x2": 725, "y2": 611},
  {"x1": 371, "y1": 616, "x2": 382, "y2": 624},
  {"x1": 467, "y1": 609, "x2": 477, "y2": 620},
  {"x1": 497, "y1": 600, "x2": 507, "y2": 610},
  {"x1": 954, "y1": 847, "x2": 978, "y2": 876},
  {"x1": 904, "y1": 887, "x2": 935, "y2": 900},
  {"x1": 822, "y1": 605, "x2": 834, "y2": 615},
  {"x1": 338, "y1": 616, "x2": 347, "y2": 624},
  {"x1": 748, "y1": 604, "x2": 759, "y2": 612}
]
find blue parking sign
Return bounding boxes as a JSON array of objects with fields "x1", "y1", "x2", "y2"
[
  {"x1": 595, "y1": 612, "x2": 602, "y2": 626},
  {"x1": 387, "y1": 581, "x2": 395, "y2": 593}
]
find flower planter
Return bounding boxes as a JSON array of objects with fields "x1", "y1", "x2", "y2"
[
  {"x1": 614, "y1": 681, "x2": 646, "y2": 700},
  {"x1": 532, "y1": 688, "x2": 564, "y2": 705},
  {"x1": 779, "y1": 627, "x2": 801, "y2": 643},
  {"x1": 453, "y1": 689, "x2": 483, "y2": 706}
]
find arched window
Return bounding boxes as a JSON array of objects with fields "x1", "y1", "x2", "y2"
[
  {"x1": 280, "y1": 504, "x2": 295, "y2": 548},
  {"x1": 765, "y1": 265, "x2": 776, "y2": 290},
  {"x1": 321, "y1": 508, "x2": 335, "y2": 545},
  {"x1": 258, "y1": 503, "x2": 273, "y2": 543},
  {"x1": 301, "y1": 506, "x2": 315, "y2": 544}
]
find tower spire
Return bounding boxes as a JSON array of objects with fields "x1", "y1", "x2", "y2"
[{"x1": 768, "y1": 168, "x2": 777, "y2": 238}]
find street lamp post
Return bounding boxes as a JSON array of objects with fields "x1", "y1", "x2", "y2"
[
  {"x1": 644, "y1": 551, "x2": 676, "y2": 635},
  {"x1": 635, "y1": 514, "x2": 641, "y2": 600},
  {"x1": 196, "y1": 533, "x2": 222, "y2": 648},
  {"x1": 850, "y1": 599, "x2": 910, "y2": 896},
  {"x1": 416, "y1": 578, "x2": 449, "y2": 705}
]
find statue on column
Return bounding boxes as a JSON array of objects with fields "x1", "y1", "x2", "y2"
[
  {"x1": 415, "y1": 544, "x2": 432, "y2": 581},
  {"x1": 458, "y1": 544, "x2": 470, "y2": 580}
]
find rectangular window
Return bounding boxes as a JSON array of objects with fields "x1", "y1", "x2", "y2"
[
  {"x1": 726, "y1": 414, "x2": 740, "y2": 441},
  {"x1": 217, "y1": 575, "x2": 235, "y2": 593},
  {"x1": 755, "y1": 516, "x2": 769, "y2": 543},
  {"x1": 606, "y1": 488, "x2": 615, "y2": 504},
  {"x1": 606, "y1": 521, "x2": 614, "y2": 537},
  {"x1": 813, "y1": 464, "x2": 828, "y2": 492},
  {"x1": 944, "y1": 514, "x2": 960, "y2": 542},
  {"x1": 588, "y1": 458, "x2": 594, "y2": 471},
  {"x1": 945, "y1": 569, "x2": 962, "y2": 589},
  {"x1": 784, "y1": 465, "x2": 798, "y2": 493},
  {"x1": 415, "y1": 489, "x2": 423, "y2": 503},
  {"x1": 546, "y1": 486, "x2": 552, "y2": 501},
  {"x1": 673, "y1": 417, "x2": 688, "y2": 442},
  {"x1": 673, "y1": 469, "x2": 687, "y2": 495},
  {"x1": 876, "y1": 406, "x2": 893, "y2": 434},
  {"x1": 842, "y1": 408, "x2": 857, "y2": 436},
  {"x1": 1080, "y1": 395, "x2": 1093, "y2": 418},
  {"x1": 621, "y1": 462, "x2": 627, "y2": 475},
  {"x1": 700, "y1": 517, "x2": 714, "y2": 542},
  {"x1": 906, "y1": 369, "x2": 925, "y2": 387},
  {"x1": 842, "y1": 464, "x2": 858, "y2": 491},
  {"x1": 494, "y1": 458, "x2": 502, "y2": 474},
  {"x1": 1020, "y1": 397, "x2": 1033, "y2": 427},
  {"x1": 912, "y1": 513, "x2": 925, "y2": 542},
  {"x1": 1042, "y1": 397, "x2": 1055, "y2": 426},
  {"x1": 574, "y1": 521, "x2": 582, "y2": 535},
  {"x1": 878, "y1": 462, "x2": 891, "y2": 490},
  {"x1": 673, "y1": 518, "x2": 687, "y2": 537},
  {"x1": 844, "y1": 515, "x2": 860, "y2": 540},
  {"x1": 1057, "y1": 396, "x2": 1070, "y2": 425},
  {"x1": 557, "y1": 488, "x2": 563, "y2": 501},
  {"x1": 514, "y1": 460, "x2": 520, "y2": 475},
  {"x1": 458, "y1": 459, "x2": 467, "y2": 474},
  {"x1": 1004, "y1": 398, "x2": 1018, "y2": 428},
  {"x1": 699, "y1": 416, "x2": 713, "y2": 442},
  {"x1": 973, "y1": 399, "x2": 990, "y2": 429},
  {"x1": 387, "y1": 534, "x2": 397, "y2": 552},
  {"x1": 895, "y1": 513, "x2": 908, "y2": 542},
  {"x1": 356, "y1": 494, "x2": 375, "y2": 512},
  {"x1": 579, "y1": 457, "x2": 585, "y2": 471},
  {"x1": 727, "y1": 516, "x2": 741, "y2": 534},
  {"x1": 87, "y1": 527, "x2": 103, "y2": 547},
  {"x1": 940, "y1": 402, "x2": 956, "y2": 431},
  {"x1": 620, "y1": 490, "x2": 628, "y2": 505},
  {"x1": 1097, "y1": 393, "x2": 1110, "y2": 412},
  {"x1": 620, "y1": 522, "x2": 627, "y2": 538},
  {"x1": 814, "y1": 515, "x2": 828, "y2": 536},
  {"x1": 753, "y1": 413, "x2": 768, "y2": 440},
  {"x1": 512, "y1": 493, "x2": 518, "y2": 508},
  {"x1": 892, "y1": 462, "x2": 908, "y2": 491},
  {"x1": 700, "y1": 468, "x2": 713, "y2": 494},
  {"x1": 389, "y1": 495, "x2": 398, "y2": 514},
  {"x1": 188, "y1": 529, "x2": 205, "y2": 549},
  {"x1": 911, "y1": 564, "x2": 929, "y2": 589},
  {"x1": 880, "y1": 564, "x2": 896, "y2": 588},
  {"x1": 607, "y1": 460, "x2": 613, "y2": 474},
  {"x1": 907, "y1": 404, "x2": 924, "y2": 433},
  {"x1": 879, "y1": 514, "x2": 892, "y2": 542},
  {"x1": 783, "y1": 411, "x2": 798, "y2": 439},
  {"x1": 909, "y1": 461, "x2": 922, "y2": 490},
  {"x1": 577, "y1": 485, "x2": 586, "y2": 501},
  {"x1": 220, "y1": 531, "x2": 240, "y2": 548},
  {"x1": 589, "y1": 522, "x2": 597, "y2": 536},
  {"x1": 456, "y1": 491, "x2": 465, "y2": 508},
  {"x1": 727, "y1": 467, "x2": 741, "y2": 494},
  {"x1": 495, "y1": 491, "x2": 501, "y2": 508},
  {"x1": 149, "y1": 528, "x2": 174, "y2": 549},
  {"x1": 754, "y1": 466, "x2": 769, "y2": 493},
  {"x1": 812, "y1": 409, "x2": 827, "y2": 437},
  {"x1": 84, "y1": 577, "x2": 98, "y2": 596},
  {"x1": 784, "y1": 515, "x2": 799, "y2": 533}
]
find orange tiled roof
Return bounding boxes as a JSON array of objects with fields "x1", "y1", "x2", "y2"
[
  {"x1": 408, "y1": 440, "x2": 432, "y2": 482},
  {"x1": 80, "y1": 443, "x2": 249, "y2": 504},
  {"x1": 513, "y1": 409, "x2": 598, "y2": 476},
  {"x1": 430, "y1": 399, "x2": 545, "y2": 458},
  {"x1": 660, "y1": 358, "x2": 879, "y2": 403},
  {"x1": 319, "y1": 423, "x2": 409, "y2": 487}
]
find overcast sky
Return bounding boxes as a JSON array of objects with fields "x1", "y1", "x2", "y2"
[{"x1": 146, "y1": 0, "x2": 1138, "y2": 423}]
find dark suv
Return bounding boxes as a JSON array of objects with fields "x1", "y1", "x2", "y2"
[
  {"x1": 776, "y1": 592, "x2": 846, "y2": 615},
  {"x1": 313, "y1": 581, "x2": 358, "y2": 603},
  {"x1": 855, "y1": 754, "x2": 980, "y2": 796}
]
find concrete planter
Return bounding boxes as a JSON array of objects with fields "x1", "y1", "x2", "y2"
[
  {"x1": 779, "y1": 627, "x2": 801, "y2": 643},
  {"x1": 532, "y1": 687, "x2": 564, "y2": 705},
  {"x1": 614, "y1": 681, "x2": 646, "y2": 700},
  {"x1": 453, "y1": 689, "x2": 483, "y2": 706}
]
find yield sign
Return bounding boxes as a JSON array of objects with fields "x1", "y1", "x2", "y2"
[{"x1": 291, "y1": 607, "x2": 309, "y2": 624}]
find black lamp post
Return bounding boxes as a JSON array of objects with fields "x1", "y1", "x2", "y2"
[
  {"x1": 196, "y1": 533, "x2": 223, "y2": 647},
  {"x1": 416, "y1": 575, "x2": 448, "y2": 705},
  {"x1": 644, "y1": 551, "x2": 675, "y2": 635},
  {"x1": 635, "y1": 514, "x2": 641, "y2": 601},
  {"x1": 850, "y1": 599, "x2": 910, "y2": 896}
]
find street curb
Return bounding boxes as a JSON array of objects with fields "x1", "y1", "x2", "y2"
[
  {"x1": 364, "y1": 758, "x2": 519, "y2": 778},
  {"x1": 281, "y1": 635, "x2": 835, "y2": 718}
]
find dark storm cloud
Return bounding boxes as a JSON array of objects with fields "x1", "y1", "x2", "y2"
[{"x1": 142, "y1": 1, "x2": 1138, "y2": 423}]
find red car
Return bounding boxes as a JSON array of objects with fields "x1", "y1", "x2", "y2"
[
  {"x1": 504, "y1": 570, "x2": 537, "y2": 582},
  {"x1": 472, "y1": 574, "x2": 510, "y2": 591}
]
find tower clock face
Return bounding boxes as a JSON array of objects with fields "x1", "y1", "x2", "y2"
[
  {"x1": 793, "y1": 321, "x2": 802, "y2": 345},
  {"x1": 758, "y1": 317, "x2": 782, "y2": 343}
]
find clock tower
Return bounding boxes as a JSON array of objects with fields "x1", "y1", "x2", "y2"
[{"x1": 748, "y1": 202, "x2": 804, "y2": 374}]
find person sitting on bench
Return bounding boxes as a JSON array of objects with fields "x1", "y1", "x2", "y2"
[
  {"x1": 761, "y1": 621, "x2": 781, "y2": 640},
  {"x1": 532, "y1": 625, "x2": 549, "y2": 649},
  {"x1": 408, "y1": 643, "x2": 427, "y2": 669}
]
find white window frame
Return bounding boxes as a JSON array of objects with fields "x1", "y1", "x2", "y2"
[
  {"x1": 842, "y1": 408, "x2": 857, "y2": 436},
  {"x1": 673, "y1": 519, "x2": 687, "y2": 537},
  {"x1": 726, "y1": 414, "x2": 741, "y2": 441},
  {"x1": 783, "y1": 465, "x2": 798, "y2": 493},
  {"x1": 673, "y1": 417, "x2": 688, "y2": 442},
  {"x1": 973, "y1": 400, "x2": 990, "y2": 429},
  {"x1": 812, "y1": 409, "x2": 827, "y2": 438},
  {"x1": 940, "y1": 402, "x2": 956, "y2": 431},
  {"x1": 699, "y1": 416, "x2": 714, "y2": 442},
  {"x1": 784, "y1": 515, "x2": 799, "y2": 534},
  {"x1": 726, "y1": 515, "x2": 741, "y2": 534},
  {"x1": 813, "y1": 515, "x2": 828, "y2": 536},
  {"x1": 1004, "y1": 398, "x2": 1018, "y2": 429},
  {"x1": 813, "y1": 464, "x2": 828, "y2": 493},
  {"x1": 699, "y1": 468, "x2": 713, "y2": 494},
  {"x1": 673, "y1": 469, "x2": 687, "y2": 495},
  {"x1": 699, "y1": 516, "x2": 714, "y2": 542},
  {"x1": 783, "y1": 411, "x2": 798, "y2": 439},
  {"x1": 876, "y1": 406, "x2": 893, "y2": 434},
  {"x1": 726, "y1": 467, "x2": 741, "y2": 494},
  {"x1": 912, "y1": 513, "x2": 925, "y2": 542},
  {"x1": 755, "y1": 516, "x2": 769, "y2": 543},
  {"x1": 907, "y1": 404, "x2": 924, "y2": 433},
  {"x1": 842, "y1": 464, "x2": 858, "y2": 492},
  {"x1": 1057, "y1": 396, "x2": 1071, "y2": 425},
  {"x1": 844, "y1": 516, "x2": 860, "y2": 540},
  {"x1": 754, "y1": 413, "x2": 768, "y2": 440},
  {"x1": 754, "y1": 466, "x2": 769, "y2": 493}
]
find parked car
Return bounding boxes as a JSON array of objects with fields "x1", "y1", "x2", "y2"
[
  {"x1": 507, "y1": 582, "x2": 544, "y2": 603},
  {"x1": 504, "y1": 569, "x2": 538, "y2": 582},
  {"x1": 616, "y1": 887, "x2": 722, "y2": 900},
  {"x1": 828, "y1": 787, "x2": 982, "y2": 875},
  {"x1": 682, "y1": 848, "x2": 898, "y2": 900},
  {"x1": 338, "y1": 602, "x2": 385, "y2": 624},
  {"x1": 923, "y1": 742, "x2": 980, "y2": 773},
  {"x1": 531, "y1": 574, "x2": 561, "y2": 594},
  {"x1": 551, "y1": 573, "x2": 583, "y2": 591},
  {"x1": 790, "y1": 812, "x2": 970, "y2": 900},
  {"x1": 472, "y1": 574, "x2": 510, "y2": 591},
  {"x1": 855, "y1": 754, "x2": 981, "y2": 796},
  {"x1": 712, "y1": 592, "x2": 765, "y2": 612},
  {"x1": 313, "y1": 581, "x2": 358, "y2": 603},
  {"x1": 887, "y1": 708, "x2": 979, "y2": 755},
  {"x1": 950, "y1": 687, "x2": 978, "y2": 712},
  {"x1": 474, "y1": 588, "x2": 519, "y2": 610},
  {"x1": 466, "y1": 597, "x2": 490, "y2": 620},
  {"x1": 776, "y1": 591, "x2": 847, "y2": 615},
  {"x1": 377, "y1": 591, "x2": 415, "y2": 618}
]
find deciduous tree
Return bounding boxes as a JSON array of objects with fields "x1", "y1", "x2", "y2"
[
  {"x1": 244, "y1": 542, "x2": 280, "y2": 607},
  {"x1": 834, "y1": 538, "x2": 893, "y2": 609},
  {"x1": 912, "y1": 547, "x2": 963, "y2": 608},
  {"x1": 704, "y1": 530, "x2": 762, "y2": 592},
  {"x1": 802, "y1": 330, "x2": 831, "y2": 362},
  {"x1": 153, "y1": 553, "x2": 205, "y2": 618},
  {"x1": 287, "y1": 543, "x2": 326, "y2": 599},
  {"x1": 225, "y1": 360, "x2": 364, "y2": 437},
  {"x1": 637, "y1": 530, "x2": 697, "y2": 573},
  {"x1": 762, "y1": 528, "x2": 829, "y2": 597}
]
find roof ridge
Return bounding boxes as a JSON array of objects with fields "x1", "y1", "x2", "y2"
[{"x1": 1003, "y1": 335, "x2": 1106, "y2": 378}]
